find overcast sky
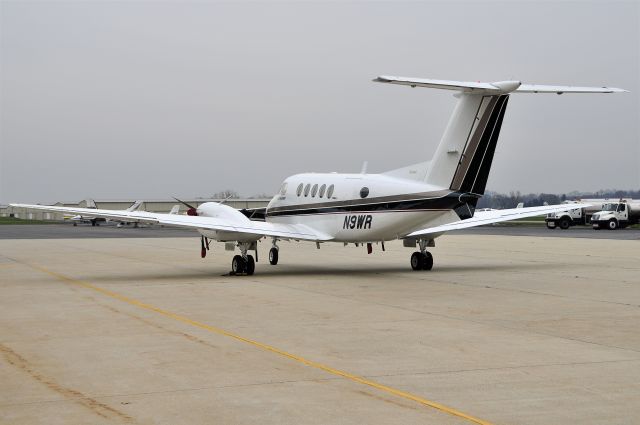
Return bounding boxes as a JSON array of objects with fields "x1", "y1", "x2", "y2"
[{"x1": 1, "y1": 0, "x2": 638, "y2": 204}]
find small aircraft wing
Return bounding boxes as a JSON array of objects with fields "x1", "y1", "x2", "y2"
[
  {"x1": 9, "y1": 203, "x2": 331, "y2": 241},
  {"x1": 405, "y1": 203, "x2": 592, "y2": 238}
]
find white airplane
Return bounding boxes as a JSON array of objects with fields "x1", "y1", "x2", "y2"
[
  {"x1": 12, "y1": 76, "x2": 625, "y2": 275},
  {"x1": 68, "y1": 200, "x2": 144, "y2": 227}
]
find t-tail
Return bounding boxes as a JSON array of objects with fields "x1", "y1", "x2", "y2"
[{"x1": 375, "y1": 76, "x2": 626, "y2": 216}]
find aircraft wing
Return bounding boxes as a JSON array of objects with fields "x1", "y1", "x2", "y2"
[
  {"x1": 9, "y1": 204, "x2": 331, "y2": 241},
  {"x1": 405, "y1": 203, "x2": 591, "y2": 238}
]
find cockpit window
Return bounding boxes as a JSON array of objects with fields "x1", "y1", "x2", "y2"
[
  {"x1": 319, "y1": 184, "x2": 326, "y2": 198},
  {"x1": 311, "y1": 184, "x2": 318, "y2": 197},
  {"x1": 296, "y1": 183, "x2": 303, "y2": 196},
  {"x1": 327, "y1": 184, "x2": 335, "y2": 199},
  {"x1": 304, "y1": 184, "x2": 311, "y2": 197}
]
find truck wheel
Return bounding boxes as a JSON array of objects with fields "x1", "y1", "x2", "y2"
[
  {"x1": 559, "y1": 218, "x2": 570, "y2": 229},
  {"x1": 607, "y1": 219, "x2": 618, "y2": 230},
  {"x1": 546, "y1": 221, "x2": 556, "y2": 229}
]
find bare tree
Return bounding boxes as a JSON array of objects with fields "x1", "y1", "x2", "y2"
[{"x1": 210, "y1": 190, "x2": 239, "y2": 199}]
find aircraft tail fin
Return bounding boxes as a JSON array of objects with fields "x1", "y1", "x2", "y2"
[
  {"x1": 375, "y1": 76, "x2": 626, "y2": 200},
  {"x1": 126, "y1": 200, "x2": 144, "y2": 212}
]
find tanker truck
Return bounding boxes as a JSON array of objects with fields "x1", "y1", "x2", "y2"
[
  {"x1": 591, "y1": 199, "x2": 640, "y2": 230},
  {"x1": 545, "y1": 199, "x2": 610, "y2": 229}
]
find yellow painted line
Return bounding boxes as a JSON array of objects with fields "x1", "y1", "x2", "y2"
[{"x1": 29, "y1": 263, "x2": 494, "y2": 425}]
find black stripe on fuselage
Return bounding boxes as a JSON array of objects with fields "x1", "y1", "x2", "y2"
[{"x1": 265, "y1": 191, "x2": 479, "y2": 217}]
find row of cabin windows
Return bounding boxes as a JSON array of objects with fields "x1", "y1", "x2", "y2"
[{"x1": 296, "y1": 183, "x2": 335, "y2": 199}]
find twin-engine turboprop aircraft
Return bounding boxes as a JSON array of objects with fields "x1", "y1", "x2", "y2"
[{"x1": 12, "y1": 76, "x2": 625, "y2": 275}]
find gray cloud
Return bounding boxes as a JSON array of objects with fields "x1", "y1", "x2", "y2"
[{"x1": 1, "y1": 1, "x2": 638, "y2": 204}]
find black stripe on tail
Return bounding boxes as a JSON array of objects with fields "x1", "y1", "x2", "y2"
[{"x1": 450, "y1": 95, "x2": 510, "y2": 196}]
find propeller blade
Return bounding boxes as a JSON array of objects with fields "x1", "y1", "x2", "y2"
[{"x1": 172, "y1": 197, "x2": 197, "y2": 210}]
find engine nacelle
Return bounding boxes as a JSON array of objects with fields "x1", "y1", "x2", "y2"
[{"x1": 196, "y1": 202, "x2": 252, "y2": 224}]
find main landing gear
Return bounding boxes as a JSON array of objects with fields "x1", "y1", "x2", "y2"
[
  {"x1": 410, "y1": 239, "x2": 433, "y2": 271},
  {"x1": 230, "y1": 242, "x2": 256, "y2": 275},
  {"x1": 269, "y1": 239, "x2": 279, "y2": 265}
]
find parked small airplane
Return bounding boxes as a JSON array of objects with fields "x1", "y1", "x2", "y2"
[
  {"x1": 67, "y1": 200, "x2": 143, "y2": 227},
  {"x1": 13, "y1": 76, "x2": 625, "y2": 274}
]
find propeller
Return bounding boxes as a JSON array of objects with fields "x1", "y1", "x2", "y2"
[{"x1": 173, "y1": 197, "x2": 198, "y2": 216}]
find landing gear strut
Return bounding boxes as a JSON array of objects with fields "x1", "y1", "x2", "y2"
[
  {"x1": 231, "y1": 242, "x2": 255, "y2": 275},
  {"x1": 410, "y1": 239, "x2": 433, "y2": 271},
  {"x1": 269, "y1": 238, "x2": 279, "y2": 265},
  {"x1": 200, "y1": 236, "x2": 210, "y2": 258}
]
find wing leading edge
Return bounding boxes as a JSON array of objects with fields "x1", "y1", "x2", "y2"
[{"x1": 405, "y1": 203, "x2": 592, "y2": 238}]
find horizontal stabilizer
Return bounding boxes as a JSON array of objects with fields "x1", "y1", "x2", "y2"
[{"x1": 374, "y1": 76, "x2": 627, "y2": 94}]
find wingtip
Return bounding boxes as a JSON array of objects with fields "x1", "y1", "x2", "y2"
[{"x1": 373, "y1": 76, "x2": 391, "y2": 83}]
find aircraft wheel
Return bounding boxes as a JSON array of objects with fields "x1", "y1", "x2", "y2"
[
  {"x1": 246, "y1": 255, "x2": 255, "y2": 275},
  {"x1": 410, "y1": 252, "x2": 424, "y2": 271},
  {"x1": 269, "y1": 248, "x2": 279, "y2": 265},
  {"x1": 232, "y1": 255, "x2": 246, "y2": 274},
  {"x1": 608, "y1": 219, "x2": 618, "y2": 230},
  {"x1": 422, "y1": 252, "x2": 433, "y2": 270},
  {"x1": 73, "y1": 222, "x2": 77, "y2": 227}
]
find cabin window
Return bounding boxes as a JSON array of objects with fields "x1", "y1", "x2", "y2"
[
  {"x1": 327, "y1": 184, "x2": 335, "y2": 199},
  {"x1": 319, "y1": 184, "x2": 326, "y2": 198},
  {"x1": 304, "y1": 184, "x2": 311, "y2": 197},
  {"x1": 296, "y1": 183, "x2": 303, "y2": 196},
  {"x1": 311, "y1": 184, "x2": 318, "y2": 197},
  {"x1": 360, "y1": 187, "x2": 369, "y2": 198}
]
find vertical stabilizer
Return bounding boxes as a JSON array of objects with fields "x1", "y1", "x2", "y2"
[
  {"x1": 425, "y1": 93, "x2": 509, "y2": 196},
  {"x1": 375, "y1": 74, "x2": 625, "y2": 201}
]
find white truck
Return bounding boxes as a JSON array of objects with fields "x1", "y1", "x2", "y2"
[
  {"x1": 545, "y1": 199, "x2": 609, "y2": 229},
  {"x1": 591, "y1": 199, "x2": 640, "y2": 230}
]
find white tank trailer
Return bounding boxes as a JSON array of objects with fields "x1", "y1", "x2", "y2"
[
  {"x1": 591, "y1": 199, "x2": 640, "y2": 230},
  {"x1": 545, "y1": 199, "x2": 614, "y2": 229}
]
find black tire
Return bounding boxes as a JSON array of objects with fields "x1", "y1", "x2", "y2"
[
  {"x1": 73, "y1": 222, "x2": 77, "y2": 227},
  {"x1": 422, "y1": 252, "x2": 433, "y2": 270},
  {"x1": 410, "y1": 252, "x2": 424, "y2": 271},
  {"x1": 546, "y1": 221, "x2": 556, "y2": 229},
  {"x1": 269, "y1": 248, "x2": 279, "y2": 265},
  {"x1": 246, "y1": 255, "x2": 255, "y2": 275},
  {"x1": 232, "y1": 255, "x2": 245, "y2": 274},
  {"x1": 559, "y1": 218, "x2": 570, "y2": 230},
  {"x1": 607, "y1": 219, "x2": 618, "y2": 230}
]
